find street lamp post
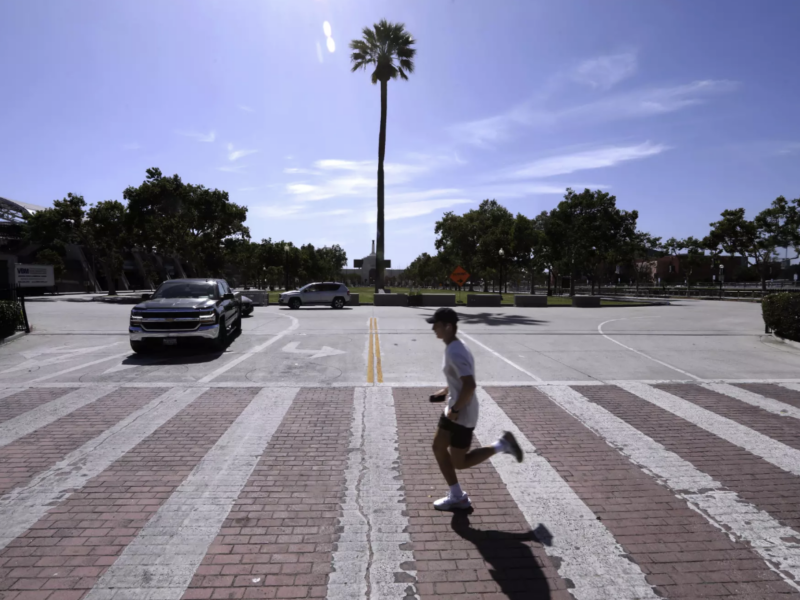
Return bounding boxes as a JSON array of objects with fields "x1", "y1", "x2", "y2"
[
  {"x1": 719, "y1": 264, "x2": 724, "y2": 298},
  {"x1": 498, "y1": 248, "x2": 505, "y2": 296}
]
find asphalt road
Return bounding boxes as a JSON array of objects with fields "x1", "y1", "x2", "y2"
[{"x1": 3, "y1": 298, "x2": 798, "y2": 386}]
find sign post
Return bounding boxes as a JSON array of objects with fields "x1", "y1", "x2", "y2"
[{"x1": 449, "y1": 266, "x2": 470, "y2": 304}]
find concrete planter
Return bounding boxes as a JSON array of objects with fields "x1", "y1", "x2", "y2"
[
  {"x1": 346, "y1": 293, "x2": 360, "y2": 306},
  {"x1": 421, "y1": 294, "x2": 456, "y2": 307},
  {"x1": 467, "y1": 294, "x2": 502, "y2": 307},
  {"x1": 572, "y1": 296, "x2": 601, "y2": 307},
  {"x1": 515, "y1": 295, "x2": 547, "y2": 307},
  {"x1": 374, "y1": 293, "x2": 408, "y2": 307}
]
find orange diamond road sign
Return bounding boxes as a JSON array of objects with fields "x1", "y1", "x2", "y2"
[{"x1": 449, "y1": 266, "x2": 470, "y2": 287}]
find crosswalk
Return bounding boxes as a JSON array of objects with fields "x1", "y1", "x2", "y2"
[{"x1": 1, "y1": 381, "x2": 800, "y2": 599}]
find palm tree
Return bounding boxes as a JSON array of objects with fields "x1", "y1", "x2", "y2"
[{"x1": 350, "y1": 20, "x2": 416, "y2": 292}]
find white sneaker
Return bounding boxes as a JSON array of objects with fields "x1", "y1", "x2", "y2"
[{"x1": 433, "y1": 492, "x2": 471, "y2": 511}]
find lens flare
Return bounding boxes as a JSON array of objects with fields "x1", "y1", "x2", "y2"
[
  {"x1": 323, "y1": 21, "x2": 332, "y2": 37},
  {"x1": 326, "y1": 37, "x2": 336, "y2": 53}
]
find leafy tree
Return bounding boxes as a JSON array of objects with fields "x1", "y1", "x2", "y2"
[
  {"x1": 33, "y1": 249, "x2": 65, "y2": 289},
  {"x1": 510, "y1": 213, "x2": 545, "y2": 293},
  {"x1": 23, "y1": 193, "x2": 87, "y2": 256},
  {"x1": 350, "y1": 20, "x2": 416, "y2": 292},
  {"x1": 435, "y1": 209, "x2": 482, "y2": 291},
  {"x1": 124, "y1": 168, "x2": 249, "y2": 277},
  {"x1": 545, "y1": 188, "x2": 638, "y2": 296},
  {"x1": 317, "y1": 244, "x2": 348, "y2": 281},
  {"x1": 84, "y1": 200, "x2": 129, "y2": 295},
  {"x1": 707, "y1": 197, "x2": 800, "y2": 291}
]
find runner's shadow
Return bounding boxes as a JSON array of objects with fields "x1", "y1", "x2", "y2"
[{"x1": 451, "y1": 511, "x2": 552, "y2": 599}]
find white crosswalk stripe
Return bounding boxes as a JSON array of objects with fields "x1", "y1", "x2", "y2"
[
  {"x1": 327, "y1": 387, "x2": 416, "y2": 600},
  {"x1": 702, "y1": 382, "x2": 800, "y2": 420},
  {"x1": 618, "y1": 381, "x2": 800, "y2": 478},
  {"x1": 538, "y1": 384, "x2": 800, "y2": 593},
  {"x1": 475, "y1": 387, "x2": 659, "y2": 600},
  {"x1": 84, "y1": 388, "x2": 298, "y2": 600},
  {"x1": 0, "y1": 386, "x2": 115, "y2": 448},
  {"x1": 0, "y1": 387, "x2": 208, "y2": 551}
]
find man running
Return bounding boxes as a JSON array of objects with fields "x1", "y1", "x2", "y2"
[{"x1": 427, "y1": 307, "x2": 523, "y2": 511}]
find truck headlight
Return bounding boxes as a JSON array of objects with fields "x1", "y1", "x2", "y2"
[
  {"x1": 130, "y1": 314, "x2": 143, "y2": 321},
  {"x1": 199, "y1": 312, "x2": 216, "y2": 323}
]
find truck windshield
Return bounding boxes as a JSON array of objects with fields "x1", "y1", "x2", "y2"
[{"x1": 152, "y1": 282, "x2": 219, "y2": 299}]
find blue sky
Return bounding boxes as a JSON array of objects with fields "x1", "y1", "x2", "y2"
[{"x1": 1, "y1": 0, "x2": 799, "y2": 268}]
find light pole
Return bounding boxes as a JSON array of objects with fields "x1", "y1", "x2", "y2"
[
  {"x1": 498, "y1": 248, "x2": 505, "y2": 296},
  {"x1": 719, "y1": 264, "x2": 724, "y2": 297}
]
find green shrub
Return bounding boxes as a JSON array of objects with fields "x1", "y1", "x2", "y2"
[
  {"x1": 0, "y1": 301, "x2": 23, "y2": 339},
  {"x1": 762, "y1": 293, "x2": 800, "y2": 342}
]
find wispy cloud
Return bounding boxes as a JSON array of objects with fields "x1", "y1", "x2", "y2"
[
  {"x1": 561, "y1": 80, "x2": 740, "y2": 123},
  {"x1": 775, "y1": 142, "x2": 800, "y2": 156},
  {"x1": 237, "y1": 105, "x2": 255, "y2": 113},
  {"x1": 218, "y1": 164, "x2": 248, "y2": 173},
  {"x1": 449, "y1": 79, "x2": 738, "y2": 146},
  {"x1": 227, "y1": 143, "x2": 259, "y2": 161},
  {"x1": 122, "y1": 142, "x2": 141, "y2": 151},
  {"x1": 284, "y1": 167, "x2": 321, "y2": 175},
  {"x1": 177, "y1": 130, "x2": 216, "y2": 143},
  {"x1": 571, "y1": 52, "x2": 637, "y2": 90},
  {"x1": 448, "y1": 104, "x2": 535, "y2": 147},
  {"x1": 507, "y1": 142, "x2": 669, "y2": 179},
  {"x1": 253, "y1": 204, "x2": 354, "y2": 220}
]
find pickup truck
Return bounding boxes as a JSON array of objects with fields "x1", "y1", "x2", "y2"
[{"x1": 129, "y1": 278, "x2": 241, "y2": 353}]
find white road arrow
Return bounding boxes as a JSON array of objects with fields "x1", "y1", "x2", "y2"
[{"x1": 281, "y1": 342, "x2": 346, "y2": 359}]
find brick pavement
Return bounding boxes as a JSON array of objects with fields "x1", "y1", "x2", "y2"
[
  {"x1": 0, "y1": 390, "x2": 72, "y2": 425},
  {"x1": 1, "y1": 382, "x2": 800, "y2": 599},
  {"x1": 582, "y1": 384, "x2": 800, "y2": 532},
  {"x1": 736, "y1": 383, "x2": 800, "y2": 410},
  {"x1": 0, "y1": 388, "x2": 256, "y2": 600},
  {"x1": 657, "y1": 383, "x2": 800, "y2": 451},
  {"x1": 182, "y1": 387, "x2": 353, "y2": 600},
  {"x1": 492, "y1": 386, "x2": 799, "y2": 599},
  {"x1": 0, "y1": 388, "x2": 166, "y2": 495}
]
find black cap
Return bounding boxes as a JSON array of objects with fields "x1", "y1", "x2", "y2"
[{"x1": 426, "y1": 307, "x2": 459, "y2": 324}]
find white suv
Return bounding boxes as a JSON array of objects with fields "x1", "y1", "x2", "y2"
[{"x1": 279, "y1": 282, "x2": 351, "y2": 310}]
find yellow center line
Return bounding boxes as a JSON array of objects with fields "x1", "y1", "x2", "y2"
[
  {"x1": 374, "y1": 317, "x2": 383, "y2": 384},
  {"x1": 367, "y1": 317, "x2": 374, "y2": 384}
]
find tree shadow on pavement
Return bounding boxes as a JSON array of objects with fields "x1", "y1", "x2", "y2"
[
  {"x1": 456, "y1": 311, "x2": 547, "y2": 327},
  {"x1": 415, "y1": 307, "x2": 546, "y2": 327},
  {"x1": 450, "y1": 511, "x2": 553, "y2": 599}
]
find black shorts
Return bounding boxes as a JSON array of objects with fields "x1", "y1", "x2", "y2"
[{"x1": 437, "y1": 414, "x2": 474, "y2": 449}]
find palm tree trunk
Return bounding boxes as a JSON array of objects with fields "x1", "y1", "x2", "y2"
[{"x1": 376, "y1": 79, "x2": 388, "y2": 292}]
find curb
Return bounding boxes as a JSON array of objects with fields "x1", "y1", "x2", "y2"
[
  {"x1": 772, "y1": 332, "x2": 800, "y2": 351},
  {"x1": 0, "y1": 331, "x2": 28, "y2": 346}
]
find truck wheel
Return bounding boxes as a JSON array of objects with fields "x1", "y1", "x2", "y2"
[{"x1": 213, "y1": 317, "x2": 228, "y2": 351}]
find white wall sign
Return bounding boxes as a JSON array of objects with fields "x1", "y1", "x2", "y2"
[{"x1": 15, "y1": 264, "x2": 55, "y2": 288}]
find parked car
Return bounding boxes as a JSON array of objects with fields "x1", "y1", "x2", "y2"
[
  {"x1": 279, "y1": 282, "x2": 350, "y2": 309},
  {"x1": 129, "y1": 278, "x2": 241, "y2": 353},
  {"x1": 240, "y1": 295, "x2": 254, "y2": 316}
]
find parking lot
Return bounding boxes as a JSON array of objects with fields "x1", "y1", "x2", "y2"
[{"x1": 2, "y1": 299, "x2": 800, "y2": 599}]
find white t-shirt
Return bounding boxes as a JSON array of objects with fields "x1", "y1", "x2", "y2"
[{"x1": 443, "y1": 338, "x2": 479, "y2": 428}]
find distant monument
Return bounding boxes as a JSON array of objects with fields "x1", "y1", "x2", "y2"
[{"x1": 343, "y1": 240, "x2": 403, "y2": 285}]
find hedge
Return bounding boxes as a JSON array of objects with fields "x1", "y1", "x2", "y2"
[
  {"x1": 762, "y1": 293, "x2": 800, "y2": 343},
  {"x1": 0, "y1": 301, "x2": 23, "y2": 339}
]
